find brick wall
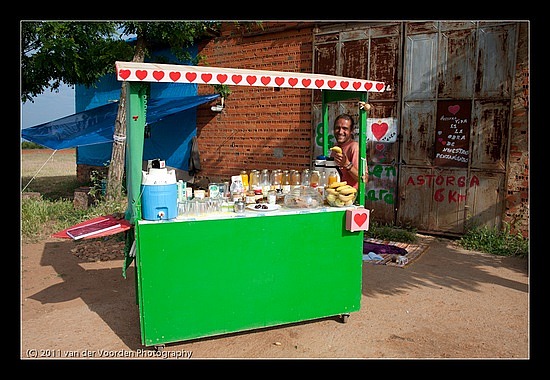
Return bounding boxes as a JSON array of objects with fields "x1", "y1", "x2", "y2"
[
  {"x1": 195, "y1": 22, "x2": 315, "y2": 184},
  {"x1": 504, "y1": 22, "x2": 529, "y2": 238}
]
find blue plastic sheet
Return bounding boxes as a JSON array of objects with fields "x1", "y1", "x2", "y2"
[{"x1": 22, "y1": 93, "x2": 219, "y2": 171}]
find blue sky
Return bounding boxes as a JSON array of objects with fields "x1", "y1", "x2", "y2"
[{"x1": 21, "y1": 83, "x2": 75, "y2": 130}]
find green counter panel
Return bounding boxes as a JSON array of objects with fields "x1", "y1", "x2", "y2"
[{"x1": 135, "y1": 210, "x2": 363, "y2": 346}]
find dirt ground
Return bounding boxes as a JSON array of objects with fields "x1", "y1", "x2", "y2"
[{"x1": 20, "y1": 232, "x2": 530, "y2": 361}]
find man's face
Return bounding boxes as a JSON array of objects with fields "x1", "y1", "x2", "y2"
[{"x1": 334, "y1": 118, "x2": 353, "y2": 144}]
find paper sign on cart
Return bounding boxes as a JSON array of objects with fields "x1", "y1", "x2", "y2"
[{"x1": 346, "y1": 208, "x2": 370, "y2": 232}]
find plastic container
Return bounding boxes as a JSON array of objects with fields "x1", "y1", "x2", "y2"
[
  {"x1": 283, "y1": 187, "x2": 323, "y2": 209},
  {"x1": 141, "y1": 168, "x2": 177, "y2": 220}
]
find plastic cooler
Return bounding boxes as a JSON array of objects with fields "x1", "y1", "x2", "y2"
[{"x1": 141, "y1": 168, "x2": 177, "y2": 221}]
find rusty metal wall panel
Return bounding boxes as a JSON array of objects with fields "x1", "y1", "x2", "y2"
[
  {"x1": 476, "y1": 24, "x2": 517, "y2": 98},
  {"x1": 401, "y1": 101, "x2": 436, "y2": 166},
  {"x1": 369, "y1": 34, "x2": 400, "y2": 102},
  {"x1": 397, "y1": 166, "x2": 433, "y2": 230},
  {"x1": 465, "y1": 170, "x2": 505, "y2": 230},
  {"x1": 400, "y1": 167, "x2": 468, "y2": 233},
  {"x1": 470, "y1": 100, "x2": 510, "y2": 171},
  {"x1": 403, "y1": 32, "x2": 438, "y2": 100},
  {"x1": 438, "y1": 28, "x2": 476, "y2": 98}
]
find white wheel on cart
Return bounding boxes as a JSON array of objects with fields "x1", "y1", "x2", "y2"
[{"x1": 340, "y1": 313, "x2": 350, "y2": 323}]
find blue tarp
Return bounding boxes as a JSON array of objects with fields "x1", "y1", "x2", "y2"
[{"x1": 22, "y1": 93, "x2": 219, "y2": 171}]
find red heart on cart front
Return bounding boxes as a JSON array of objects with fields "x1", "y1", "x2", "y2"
[{"x1": 354, "y1": 213, "x2": 367, "y2": 227}]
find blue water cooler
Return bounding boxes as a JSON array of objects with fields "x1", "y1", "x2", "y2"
[{"x1": 141, "y1": 168, "x2": 177, "y2": 221}]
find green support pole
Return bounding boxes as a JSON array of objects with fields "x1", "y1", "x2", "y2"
[
  {"x1": 124, "y1": 82, "x2": 148, "y2": 224},
  {"x1": 322, "y1": 92, "x2": 330, "y2": 156},
  {"x1": 357, "y1": 92, "x2": 368, "y2": 206}
]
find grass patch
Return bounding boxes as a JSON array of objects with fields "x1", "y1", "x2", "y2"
[
  {"x1": 458, "y1": 224, "x2": 528, "y2": 257},
  {"x1": 364, "y1": 222, "x2": 418, "y2": 243}
]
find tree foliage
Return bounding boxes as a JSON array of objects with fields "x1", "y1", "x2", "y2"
[{"x1": 21, "y1": 21, "x2": 221, "y2": 201}]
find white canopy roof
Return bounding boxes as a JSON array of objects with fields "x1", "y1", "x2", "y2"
[{"x1": 116, "y1": 61, "x2": 385, "y2": 93}]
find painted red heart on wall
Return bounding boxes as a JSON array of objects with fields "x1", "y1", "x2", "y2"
[
  {"x1": 376, "y1": 143, "x2": 384, "y2": 151},
  {"x1": 448, "y1": 105, "x2": 460, "y2": 115},
  {"x1": 371, "y1": 122, "x2": 389, "y2": 140},
  {"x1": 354, "y1": 213, "x2": 368, "y2": 227}
]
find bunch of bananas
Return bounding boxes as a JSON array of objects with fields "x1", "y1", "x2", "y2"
[{"x1": 325, "y1": 181, "x2": 357, "y2": 207}]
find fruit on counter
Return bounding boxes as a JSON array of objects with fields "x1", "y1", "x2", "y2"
[
  {"x1": 329, "y1": 146, "x2": 342, "y2": 154},
  {"x1": 337, "y1": 185, "x2": 357, "y2": 195},
  {"x1": 328, "y1": 181, "x2": 347, "y2": 189},
  {"x1": 325, "y1": 181, "x2": 357, "y2": 207}
]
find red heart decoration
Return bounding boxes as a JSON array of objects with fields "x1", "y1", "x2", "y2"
[
  {"x1": 441, "y1": 140, "x2": 447, "y2": 145},
  {"x1": 119, "y1": 69, "x2": 130, "y2": 80},
  {"x1": 354, "y1": 213, "x2": 367, "y2": 227},
  {"x1": 232, "y1": 74, "x2": 242, "y2": 84},
  {"x1": 315, "y1": 79, "x2": 324, "y2": 88},
  {"x1": 201, "y1": 73, "x2": 212, "y2": 83},
  {"x1": 353, "y1": 82, "x2": 361, "y2": 90},
  {"x1": 246, "y1": 75, "x2": 257, "y2": 85},
  {"x1": 364, "y1": 82, "x2": 373, "y2": 90},
  {"x1": 136, "y1": 70, "x2": 147, "y2": 80},
  {"x1": 217, "y1": 74, "x2": 228, "y2": 83},
  {"x1": 376, "y1": 83, "x2": 384, "y2": 91},
  {"x1": 340, "y1": 81, "x2": 349, "y2": 89},
  {"x1": 288, "y1": 78, "x2": 298, "y2": 87},
  {"x1": 185, "y1": 72, "x2": 197, "y2": 82},
  {"x1": 376, "y1": 143, "x2": 384, "y2": 151},
  {"x1": 261, "y1": 76, "x2": 271, "y2": 85},
  {"x1": 132, "y1": 115, "x2": 139, "y2": 121},
  {"x1": 275, "y1": 77, "x2": 285, "y2": 86},
  {"x1": 328, "y1": 80, "x2": 337, "y2": 88},
  {"x1": 448, "y1": 105, "x2": 460, "y2": 115},
  {"x1": 169, "y1": 72, "x2": 181, "y2": 81},
  {"x1": 153, "y1": 71, "x2": 164, "y2": 81},
  {"x1": 302, "y1": 78, "x2": 311, "y2": 87},
  {"x1": 372, "y1": 122, "x2": 389, "y2": 140}
]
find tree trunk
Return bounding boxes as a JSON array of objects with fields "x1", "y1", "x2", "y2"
[
  {"x1": 105, "y1": 83, "x2": 127, "y2": 202},
  {"x1": 105, "y1": 36, "x2": 147, "y2": 202}
]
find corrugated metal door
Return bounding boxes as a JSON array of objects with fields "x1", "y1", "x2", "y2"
[
  {"x1": 398, "y1": 21, "x2": 516, "y2": 234},
  {"x1": 313, "y1": 21, "x2": 518, "y2": 235}
]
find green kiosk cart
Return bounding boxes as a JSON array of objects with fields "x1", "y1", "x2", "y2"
[{"x1": 115, "y1": 61, "x2": 385, "y2": 348}]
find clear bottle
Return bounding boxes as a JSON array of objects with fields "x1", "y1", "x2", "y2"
[
  {"x1": 260, "y1": 169, "x2": 271, "y2": 197},
  {"x1": 240, "y1": 170, "x2": 249, "y2": 191},
  {"x1": 271, "y1": 169, "x2": 282, "y2": 190},
  {"x1": 291, "y1": 170, "x2": 301, "y2": 189},
  {"x1": 310, "y1": 170, "x2": 320, "y2": 188},
  {"x1": 301, "y1": 168, "x2": 311, "y2": 187},
  {"x1": 249, "y1": 169, "x2": 260, "y2": 191},
  {"x1": 282, "y1": 170, "x2": 291, "y2": 194}
]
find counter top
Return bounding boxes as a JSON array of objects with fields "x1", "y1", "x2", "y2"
[{"x1": 138, "y1": 204, "x2": 360, "y2": 224}]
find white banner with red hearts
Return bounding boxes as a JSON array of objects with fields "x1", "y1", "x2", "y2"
[{"x1": 115, "y1": 61, "x2": 385, "y2": 92}]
